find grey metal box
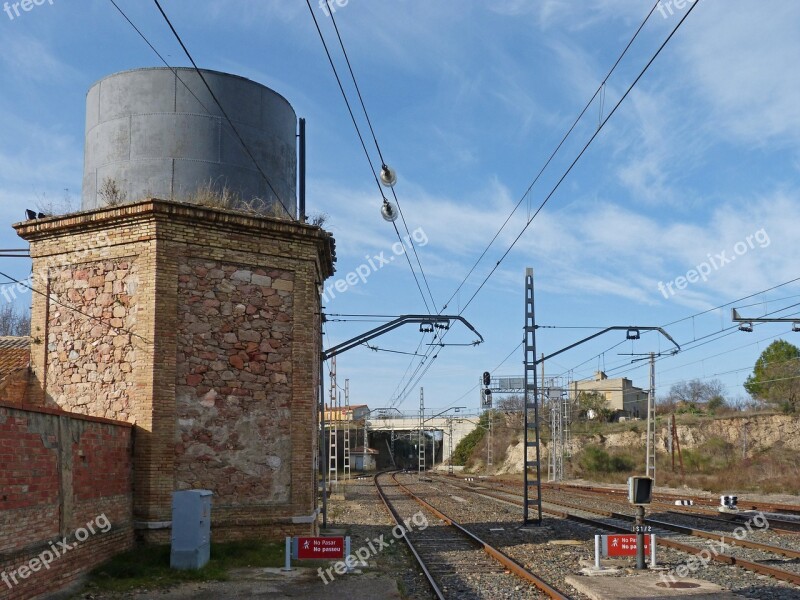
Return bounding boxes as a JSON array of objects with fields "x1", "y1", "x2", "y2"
[{"x1": 171, "y1": 490, "x2": 212, "y2": 570}]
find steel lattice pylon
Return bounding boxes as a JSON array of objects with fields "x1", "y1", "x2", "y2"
[
  {"x1": 523, "y1": 268, "x2": 543, "y2": 525},
  {"x1": 418, "y1": 388, "x2": 426, "y2": 476},
  {"x1": 545, "y1": 377, "x2": 571, "y2": 482},
  {"x1": 343, "y1": 379, "x2": 351, "y2": 480}
]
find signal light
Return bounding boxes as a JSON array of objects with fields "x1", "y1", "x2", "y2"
[
  {"x1": 482, "y1": 371, "x2": 491, "y2": 386},
  {"x1": 628, "y1": 476, "x2": 653, "y2": 505}
]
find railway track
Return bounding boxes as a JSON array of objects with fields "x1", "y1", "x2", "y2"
[
  {"x1": 540, "y1": 481, "x2": 800, "y2": 534},
  {"x1": 486, "y1": 477, "x2": 800, "y2": 535},
  {"x1": 373, "y1": 471, "x2": 571, "y2": 600},
  {"x1": 432, "y1": 475, "x2": 800, "y2": 590},
  {"x1": 543, "y1": 481, "x2": 800, "y2": 516}
]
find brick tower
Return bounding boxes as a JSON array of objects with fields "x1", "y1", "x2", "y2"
[{"x1": 15, "y1": 199, "x2": 335, "y2": 542}]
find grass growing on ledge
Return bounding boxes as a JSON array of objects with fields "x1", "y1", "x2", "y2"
[{"x1": 79, "y1": 540, "x2": 285, "y2": 593}]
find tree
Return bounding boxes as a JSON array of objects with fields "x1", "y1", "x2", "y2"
[
  {"x1": 0, "y1": 304, "x2": 30, "y2": 336},
  {"x1": 575, "y1": 391, "x2": 614, "y2": 422},
  {"x1": 667, "y1": 379, "x2": 726, "y2": 407},
  {"x1": 744, "y1": 340, "x2": 800, "y2": 414}
]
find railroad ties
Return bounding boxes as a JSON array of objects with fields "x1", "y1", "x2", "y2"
[{"x1": 373, "y1": 471, "x2": 570, "y2": 600}]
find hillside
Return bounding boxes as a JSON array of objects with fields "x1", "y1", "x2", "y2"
[{"x1": 462, "y1": 412, "x2": 800, "y2": 495}]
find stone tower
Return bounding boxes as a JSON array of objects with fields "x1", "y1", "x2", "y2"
[{"x1": 15, "y1": 199, "x2": 335, "y2": 541}]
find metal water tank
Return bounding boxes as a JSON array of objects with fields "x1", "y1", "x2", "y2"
[{"x1": 82, "y1": 67, "x2": 297, "y2": 216}]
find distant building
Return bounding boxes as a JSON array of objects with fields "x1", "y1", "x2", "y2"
[
  {"x1": 572, "y1": 371, "x2": 648, "y2": 419},
  {"x1": 351, "y1": 446, "x2": 379, "y2": 471},
  {"x1": 324, "y1": 404, "x2": 370, "y2": 423}
]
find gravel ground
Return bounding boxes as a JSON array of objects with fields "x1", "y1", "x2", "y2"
[
  {"x1": 379, "y1": 473, "x2": 550, "y2": 599},
  {"x1": 397, "y1": 473, "x2": 593, "y2": 599},
  {"x1": 536, "y1": 485, "x2": 800, "y2": 552},
  {"x1": 432, "y1": 475, "x2": 800, "y2": 600},
  {"x1": 327, "y1": 476, "x2": 434, "y2": 599}
]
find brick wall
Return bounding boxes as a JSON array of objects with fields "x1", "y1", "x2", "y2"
[{"x1": 0, "y1": 403, "x2": 134, "y2": 600}]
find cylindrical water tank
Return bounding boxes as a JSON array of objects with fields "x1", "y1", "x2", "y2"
[{"x1": 82, "y1": 67, "x2": 297, "y2": 216}]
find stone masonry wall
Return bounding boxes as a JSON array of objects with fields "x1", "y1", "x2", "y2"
[
  {"x1": 45, "y1": 259, "x2": 140, "y2": 421},
  {"x1": 175, "y1": 260, "x2": 294, "y2": 504}
]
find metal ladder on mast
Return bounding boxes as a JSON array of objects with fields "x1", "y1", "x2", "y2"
[{"x1": 523, "y1": 268, "x2": 543, "y2": 525}]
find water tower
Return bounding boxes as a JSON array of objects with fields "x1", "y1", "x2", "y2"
[
  {"x1": 17, "y1": 68, "x2": 334, "y2": 544},
  {"x1": 82, "y1": 67, "x2": 297, "y2": 217}
]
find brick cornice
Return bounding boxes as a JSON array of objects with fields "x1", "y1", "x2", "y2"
[{"x1": 14, "y1": 198, "x2": 336, "y2": 278}]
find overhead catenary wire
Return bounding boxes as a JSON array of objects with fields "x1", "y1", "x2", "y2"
[
  {"x1": 325, "y1": 6, "x2": 438, "y2": 314},
  {"x1": 108, "y1": 0, "x2": 217, "y2": 119},
  {"x1": 303, "y1": 0, "x2": 435, "y2": 314},
  {"x1": 556, "y1": 277, "x2": 800, "y2": 381},
  {"x1": 439, "y1": 0, "x2": 664, "y2": 313},
  {"x1": 150, "y1": 0, "x2": 296, "y2": 221},
  {"x1": 390, "y1": 1, "x2": 698, "y2": 407},
  {"x1": 456, "y1": 0, "x2": 702, "y2": 318}
]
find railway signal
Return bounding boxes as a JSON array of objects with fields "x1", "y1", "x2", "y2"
[{"x1": 628, "y1": 476, "x2": 653, "y2": 570}]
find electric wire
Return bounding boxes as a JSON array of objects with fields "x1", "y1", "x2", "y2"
[
  {"x1": 439, "y1": 0, "x2": 663, "y2": 313},
  {"x1": 389, "y1": 1, "x2": 697, "y2": 405},
  {"x1": 556, "y1": 276, "x2": 800, "y2": 381},
  {"x1": 303, "y1": 0, "x2": 433, "y2": 314},
  {"x1": 108, "y1": 0, "x2": 217, "y2": 118},
  {"x1": 151, "y1": 0, "x2": 296, "y2": 221},
  {"x1": 326, "y1": 6, "x2": 438, "y2": 314},
  {"x1": 0, "y1": 270, "x2": 150, "y2": 345},
  {"x1": 457, "y1": 1, "x2": 701, "y2": 318}
]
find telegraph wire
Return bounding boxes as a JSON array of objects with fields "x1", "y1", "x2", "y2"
[
  {"x1": 556, "y1": 276, "x2": 800, "y2": 381},
  {"x1": 303, "y1": 0, "x2": 434, "y2": 314},
  {"x1": 440, "y1": 0, "x2": 663, "y2": 313},
  {"x1": 389, "y1": 0, "x2": 697, "y2": 405},
  {"x1": 0, "y1": 270, "x2": 151, "y2": 345},
  {"x1": 443, "y1": 341, "x2": 525, "y2": 411},
  {"x1": 151, "y1": 0, "x2": 296, "y2": 221},
  {"x1": 456, "y1": 0, "x2": 702, "y2": 317},
  {"x1": 326, "y1": 5, "x2": 439, "y2": 314},
  {"x1": 362, "y1": 343, "x2": 426, "y2": 357},
  {"x1": 108, "y1": 0, "x2": 218, "y2": 119}
]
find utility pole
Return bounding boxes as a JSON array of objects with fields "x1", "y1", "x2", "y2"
[
  {"x1": 523, "y1": 268, "x2": 543, "y2": 525},
  {"x1": 319, "y1": 322, "x2": 327, "y2": 527},
  {"x1": 343, "y1": 379, "x2": 350, "y2": 480},
  {"x1": 671, "y1": 414, "x2": 684, "y2": 477},
  {"x1": 646, "y1": 352, "x2": 656, "y2": 485},
  {"x1": 447, "y1": 418, "x2": 454, "y2": 475},
  {"x1": 487, "y1": 406, "x2": 493, "y2": 471},
  {"x1": 418, "y1": 388, "x2": 425, "y2": 476},
  {"x1": 328, "y1": 356, "x2": 338, "y2": 487}
]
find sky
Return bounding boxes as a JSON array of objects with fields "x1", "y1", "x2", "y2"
[{"x1": 1, "y1": 0, "x2": 800, "y2": 415}]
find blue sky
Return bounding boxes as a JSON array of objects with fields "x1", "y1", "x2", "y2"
[{"x1": 2, "y1": 1, "x2": 800, "y2": 414}]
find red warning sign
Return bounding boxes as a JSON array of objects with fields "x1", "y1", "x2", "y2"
[
  {"x1": 294, "y1": 536, "x2": 345, "y2": 560},
  {"x1": 602, "y1": 534, "x2": 651, "y2": 557}
]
